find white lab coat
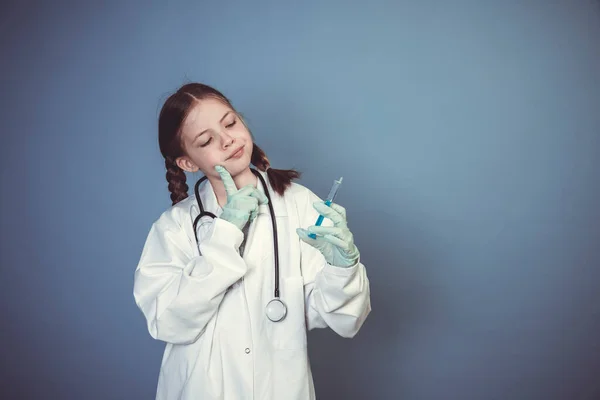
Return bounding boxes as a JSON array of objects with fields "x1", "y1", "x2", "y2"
[{"x1": 133, "y1": 171, "x2": 371, "y2": 399}]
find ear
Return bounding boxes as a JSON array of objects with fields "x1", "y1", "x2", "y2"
[{"x1": 176, "y1": 156, "x2": 199, "y2": 173}]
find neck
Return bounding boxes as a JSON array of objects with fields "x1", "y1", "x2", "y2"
[{"x1": 211, "y1": 167, "x2": 257, "y2": 207}]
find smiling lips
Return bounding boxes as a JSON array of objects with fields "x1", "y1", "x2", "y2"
[{"x1": 227, "y1": 146, "x2": 244, "y2": 160}]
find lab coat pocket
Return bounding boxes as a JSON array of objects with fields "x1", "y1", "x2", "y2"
[{"x1": 267, "y1": 276, "x2": 307, "y2": 350}]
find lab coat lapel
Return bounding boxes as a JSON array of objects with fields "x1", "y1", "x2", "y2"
[
  {"x1": 193, "y1": 170, "x2": 290, "y2": 263},
  {"x1": 197, "y1": 178, "x2": 222, "y2": 217},
  {"x1": 243, "y1": 170, "x2": 287, "y2": 259}
]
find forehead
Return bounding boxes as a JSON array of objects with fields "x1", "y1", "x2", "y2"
[{"x1": 182, "y1": 98, "x2": 233, "y2": 134}]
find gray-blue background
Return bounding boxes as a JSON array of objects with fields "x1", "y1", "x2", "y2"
[{"x1": 1, "y1": 1, "x2": 599, "y2": 399}]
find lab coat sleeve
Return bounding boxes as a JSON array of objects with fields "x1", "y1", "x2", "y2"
[
  {"x1": 133, "y1": 212, "x2": 247, "y2": 345},
  {"x1": 298, "y1": 188, "x2": 371, "y2": 338}
]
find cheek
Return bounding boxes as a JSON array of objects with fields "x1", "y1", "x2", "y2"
[
  {"x1": 235, "y1": 124, "x2": 252, "y2": 139},
  {"x1": 203, "y1": 153, "x2": 222, "y2": 169},
  {"x1": 188, "y1": 150, "x2": 216, "y2": 172},
  {"x1": 241, "y1": 130, "x2": 253, "y2": 145}
]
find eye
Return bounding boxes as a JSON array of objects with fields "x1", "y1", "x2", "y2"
[
  {"x1": 199, "y1": 138, "x2": 212, "y2": 147},
  {"x1": 225, "y1": 118, "x2": 237, "y2": 128}
]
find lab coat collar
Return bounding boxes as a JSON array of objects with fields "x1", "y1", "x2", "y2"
[{"x1": 195, "y1": 169, "x2": 287, "y2": 217}]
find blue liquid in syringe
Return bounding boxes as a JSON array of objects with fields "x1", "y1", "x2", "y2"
[{"x1": 309, "y1": 177, "x2": 343, "y2": 239}]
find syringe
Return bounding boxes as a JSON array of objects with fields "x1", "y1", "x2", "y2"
[{"x1": 309, "y1": 177, "x2": 343, "y2": 239}]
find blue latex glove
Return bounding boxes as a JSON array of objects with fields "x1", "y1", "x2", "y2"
[
  {"x1": 296, "y1": 201, "x2": 360, "y2": 268},
  {"x1": 215, "y1": 165, "x2": 268, "y2": 231}
]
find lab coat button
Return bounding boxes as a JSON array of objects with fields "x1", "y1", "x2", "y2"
[{"x1": 245, "y1": 348, "x2": 251, "y2": 354}]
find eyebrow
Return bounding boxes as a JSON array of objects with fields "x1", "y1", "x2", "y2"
[{"x1": 192, "y1": 111, "x2": 232, "y2": 144}]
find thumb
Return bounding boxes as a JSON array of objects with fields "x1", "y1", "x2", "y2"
[
  {"x1": 296, "y1": 228, "x2": 322, "y2": 247},
  {"x1": 248, "y1": 188, "x2": 269, "y2": 206}
]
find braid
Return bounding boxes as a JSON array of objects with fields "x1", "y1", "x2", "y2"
[
  {"x1": 251, "y1": 144, "x2": 300, "y2": 196},
  {"x1": 165, "y1": 158, "x2": 189, "y2": 205},
  {"x1": 251, "y1": 143, "x2": 271, "y2": 171}
]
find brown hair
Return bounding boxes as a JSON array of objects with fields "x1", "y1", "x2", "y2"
[{"x1": 158, "y1": 83, "x2": 300, "y2": 205}]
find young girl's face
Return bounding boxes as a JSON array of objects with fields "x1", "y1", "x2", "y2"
[{"x1": 177, "y1": 98, "x2": 253, "y2": 178}]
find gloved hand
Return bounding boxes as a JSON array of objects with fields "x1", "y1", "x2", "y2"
[
  {"x1": 215, "y1": 165, "x2": 268, "y2": 231},
  {"x1": 296, "y1": 201, "x2": 360, "y2": 268}
]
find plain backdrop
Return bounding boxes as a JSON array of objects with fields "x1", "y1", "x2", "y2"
[{"x1": 1, "y1": 1, "x2": 599, "y2": 399}]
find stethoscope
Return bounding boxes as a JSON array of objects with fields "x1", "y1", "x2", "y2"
[{"x1": 192, "y1": 168, "x2": 287, "y2": 323}]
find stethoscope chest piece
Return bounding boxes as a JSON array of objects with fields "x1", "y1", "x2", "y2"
[
  {"x1": 265, "y1": 298, "x2": 287, "y2": 322},
  {"x1": 194, "y1": 169, "x2": 287, "y2": 323}
]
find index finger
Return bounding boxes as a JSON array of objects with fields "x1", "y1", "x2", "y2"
[
  {"x1": 215, "y1": 165, "x2": 238, "y2": 196},
  {"x1": 313, "y1": 201, "x2": 346, "y2": 227}
]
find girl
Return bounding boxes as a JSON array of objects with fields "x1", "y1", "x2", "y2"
[{"x1": 133, "y1": 83, "x2": 371, "y2": 399}]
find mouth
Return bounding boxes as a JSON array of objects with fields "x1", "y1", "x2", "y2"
[{"x1": 226, "y1": 146, "x2": 245, "y2": 160}]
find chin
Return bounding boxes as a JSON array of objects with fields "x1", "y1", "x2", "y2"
[{"x1": 228, "y1": 160, "x2": 252, "y2": 176}]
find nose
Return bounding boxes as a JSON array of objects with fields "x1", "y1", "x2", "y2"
[{"x1": 219, "y1": 130, "x2": 235, "y2": 148}]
